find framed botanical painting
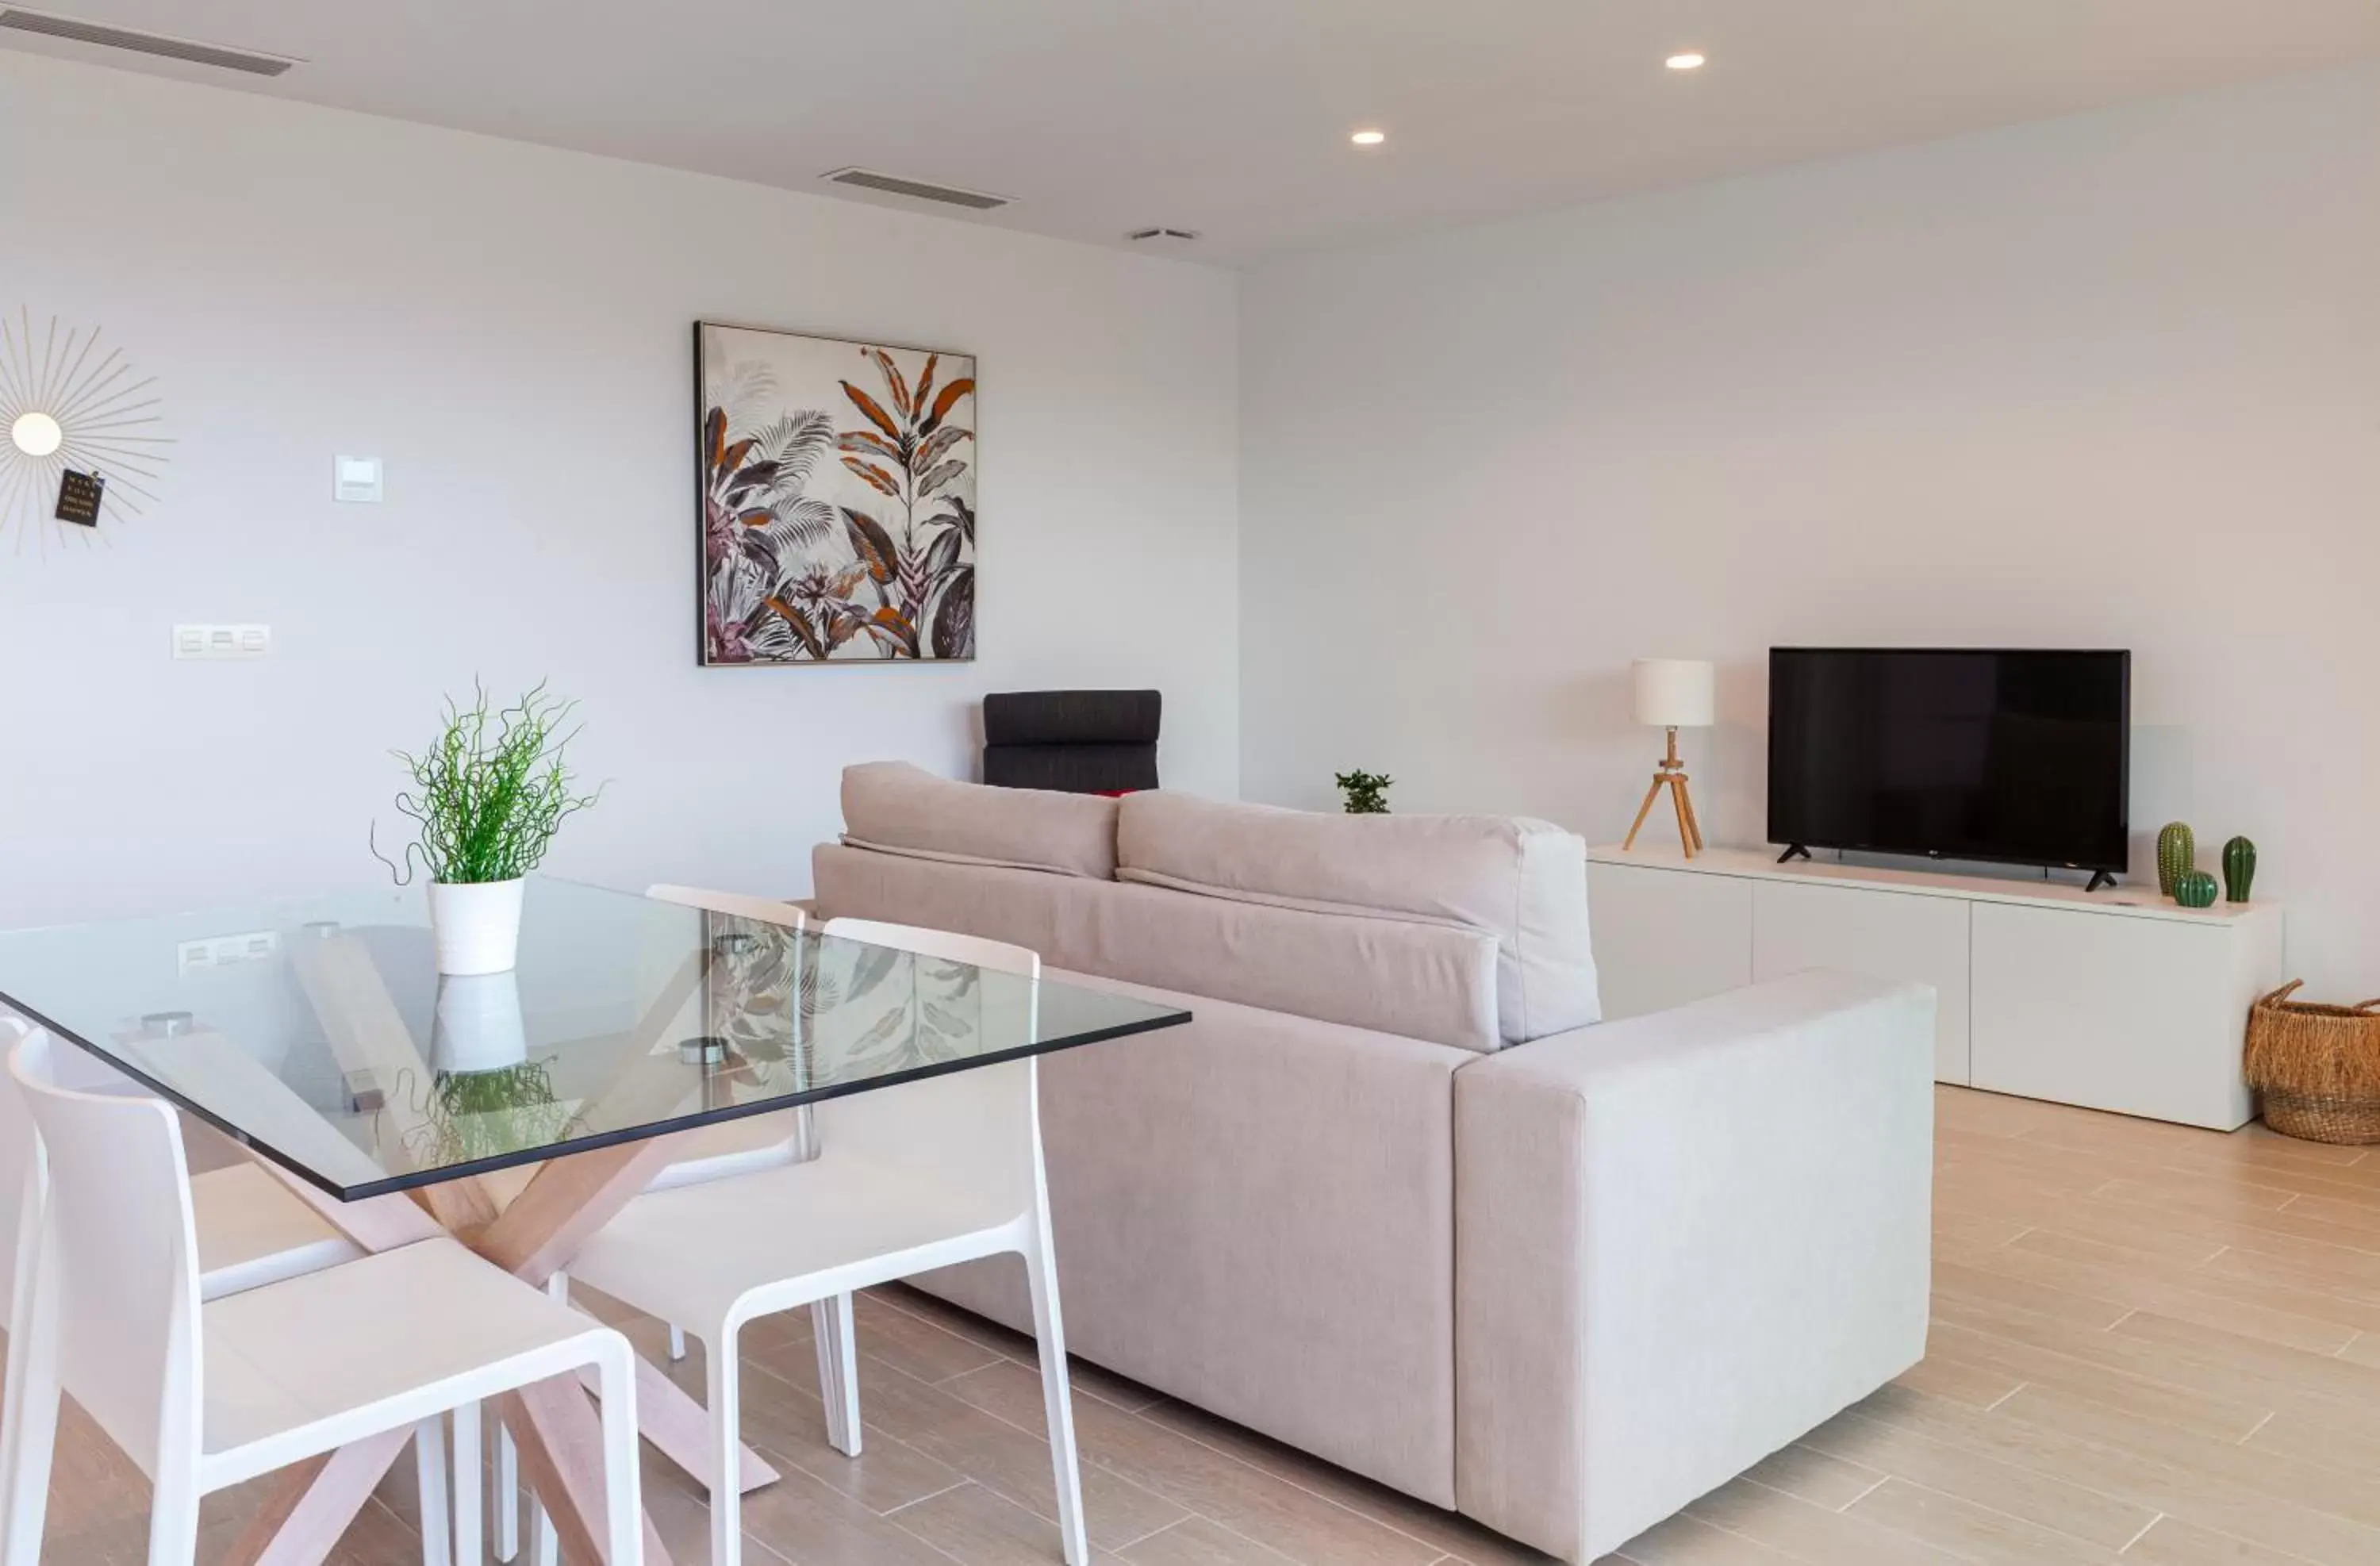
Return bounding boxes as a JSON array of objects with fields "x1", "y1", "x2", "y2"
[{"x1": 696, "y1": 322, "x2": 976, "y2": 665}]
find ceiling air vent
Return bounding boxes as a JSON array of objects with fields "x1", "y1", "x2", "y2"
[
  {"x1": 0, "y1": 7, "x2": 298, "y2": 75},
  {"x1": 1128, "y1": 228, "x2": 1200, "y2": 243},
  {"x1": 823, "y1": 167, "x2": 1012, "y2": 212}
]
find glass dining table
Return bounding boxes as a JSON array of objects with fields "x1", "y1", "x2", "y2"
[{"x1": 0, "y1": 874, "x2": 1189, "y2": 1566}]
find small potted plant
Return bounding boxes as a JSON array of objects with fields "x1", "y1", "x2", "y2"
[
  {"x1": 373, "y1": 681, "x2": 601, "y2": 975},
  {"x1": 1334, "y1": 770, "x2": 1393, "y2": 815}
]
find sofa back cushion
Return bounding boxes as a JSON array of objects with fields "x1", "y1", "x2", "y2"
[
  {"x1": 1115, "y1": 793, "x2": 1599, "y2": 1044},
  {"x1": 841, "y1": 761, "x2": 1117, "y2": 880},
  {"x1": 815, "y1": 842, "x2": 1502, "y2": 1053}
]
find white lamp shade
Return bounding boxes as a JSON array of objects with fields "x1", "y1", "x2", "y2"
[{"x1": 1632, "y1": 658, "x2": 1716, "y2": 728}]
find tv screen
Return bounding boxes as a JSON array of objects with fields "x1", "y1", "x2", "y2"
[{"x1": 1768, "y1": 648, "x2": 2130, "y2": 873}]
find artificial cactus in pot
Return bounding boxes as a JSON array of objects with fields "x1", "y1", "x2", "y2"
[
  {"x1": 2222, "y1": 836, "x2": 2258, "y2": 904},
  {"x1": 2156, "y1": 822, "x2": 2196, "y2": 899}
]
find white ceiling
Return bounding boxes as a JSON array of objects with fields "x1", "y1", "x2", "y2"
[{"x1": 10, "y1": 1, "x2": 2380, "y2": 263}]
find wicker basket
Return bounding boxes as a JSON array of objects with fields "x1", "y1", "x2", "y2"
[{"x1": 2244, "y1": 981, "x2": 2380, "y2": 1144}]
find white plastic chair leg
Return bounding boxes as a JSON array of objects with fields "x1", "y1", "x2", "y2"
[
  {"x1": 1025, "y1": 1233, "x2": 1088, "y2": 1566},
  {"x1": 0, "y1": 1264, "x2": 58, "y2": 1566},
  {"x1": 451, "y1": 1401, "x2": 482, "y2": 1566},
  {"x1": 415, "y1": 1416, "x2": 453, "y2": 1566},
  {"x1": 143, "y1": 1468, "x2": 202, "y2": 1566},
  {"x1": 595, "y1": 1342, "x2": 643, "y2": 1566},
  {"x1": 708, "y1": 1320, "x2": 743, "y2": 1566},
  {"x1": 0, "y1": 1345, "x2": 55, "y2": 1566},
  {"x1": 669, "y1": 1323, "x2": 686, "y2": 1361},
  {"x1": 0, "y1": 1180, "x2": 56, "y2": 1566},
  {"x1": 811, "y1": 1293, "x2": 862, "y2": 1457},
  {"x1": 0, "y1": 1225, "x2": 26, "y2": 1558},
  {"x1": 493, "y1": 1418, "x2": 518, "y2": 1562},
  {"x1": 528, "y1": 1272, "x2": 563, "y2": 1566}
]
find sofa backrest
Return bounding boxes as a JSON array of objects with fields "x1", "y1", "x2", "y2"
[
  {"x1": 1116, "y1": 793, "x2": 1599, "y2": 1044},
  {"x1": 814, "y1": 843, "x2": 1502, "y2": 1053},
  {"x1": 829, "y1": 764, "x2": 1597, "y2": 1049},
  {"x1": 842, "y1": 760, "x2": 1118, "y2": 879}
]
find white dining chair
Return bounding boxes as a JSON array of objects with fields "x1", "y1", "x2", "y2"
[
  {"x1": 498, "y1": 885, "x2": 850, "y2": 1564},
  {"x1": 639, "y1": 886, "x2": 823, "y2": 1194},
  {"x1": 643, "y1": 885, "x2": 806, "y2": 926},
  {"x1": 0, "y1": 1014, "x2": 386, "y2": 1565},
  {"x1": 1, "y1": 1030, "x2": 646, "y2": 1566},
  {"x1": 0, "y1": 1013, "x2": 364, "y2": 1299},
  {"x1": 552, "y1": 917, "x2": 1088, "y2": 1566},
  {"x1": 639, "y1": 887, "x2": 851, "y2": 1391}
]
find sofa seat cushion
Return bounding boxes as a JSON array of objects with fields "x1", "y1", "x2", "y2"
[
  {"x1": 814, "y1": 842, "x2": 1502, "y2": 1053},
  {"x1": 841, "y1": 761, "x2": 1118, "y2": 879},
  {"x1": 1116, "y1": 792, "x2": 1599, "y2": 1044}
]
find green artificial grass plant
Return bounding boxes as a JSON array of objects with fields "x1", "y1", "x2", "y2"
[{"x1": 373, "y1": 681, "x2": 602, "y2": 885}]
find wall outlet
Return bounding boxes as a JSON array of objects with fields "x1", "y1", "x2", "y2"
[
  {"x1": 172, "y1": 624, "x2": 271, "y2": 659},
  {"x1": 177, "y1": 930, "x2": 278, "y2": 976}
]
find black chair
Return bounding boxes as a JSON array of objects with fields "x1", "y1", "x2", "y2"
[{"x1": 981, "y1": 690, "x2": 1160, "y2": 794}]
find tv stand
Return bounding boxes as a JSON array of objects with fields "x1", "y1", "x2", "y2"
[
  {"x1": 2085, "y1": 869, "x2": 2117, "y2": 893},
  {"x1": 1776, "y1": 843, "x2": 1811, "y2": 865},
  {"x1": 1585, "y1": 843, "x2": 2283, "y2": 1130}
]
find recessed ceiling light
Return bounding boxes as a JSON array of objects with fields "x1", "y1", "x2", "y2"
[
  {"x1": 1350, "y1": 129, "x2": 1387, "y2": 147},
  {"x1": 1666, "y1": 52, "x2": 1706, "y2": 71}
]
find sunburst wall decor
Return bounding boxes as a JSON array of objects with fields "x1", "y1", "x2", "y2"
[{"x1": 0, "y1": 309, "x2": 171, "y2": 553}]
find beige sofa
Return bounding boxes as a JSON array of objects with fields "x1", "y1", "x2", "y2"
[{"x1": 813, "y1": 763, "x2": 1935, "y2": 1562}]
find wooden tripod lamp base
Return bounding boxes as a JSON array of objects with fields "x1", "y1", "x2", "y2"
[
  {"x1": 1622, "y1": 658, "x2": 1716, "y2": 858},
  {"x1": 1622, "y1": 726, "x2": 1705, "y2": 857}
]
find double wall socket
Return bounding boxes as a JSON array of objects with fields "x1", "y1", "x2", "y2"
[
  {"x1": 176, "y1": 930, "x2": 278, "y2": 976},
  {"x1": 173, "y1": 624, "x2": 271, "y2": 659}
]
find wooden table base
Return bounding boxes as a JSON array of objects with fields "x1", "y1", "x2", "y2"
[
  {"x1": 501, "y1": 1375, "x2": 671, "y2": 1566},
  {"x1": 217, "y1": 1426, "x2": 416, "y2": 1566}
]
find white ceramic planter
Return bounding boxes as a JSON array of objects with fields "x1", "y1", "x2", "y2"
[
  {"x1": 432, "y1": 972, "x2": 529, "y2": 1073},
  {"x1": 428, "y1": 878, "x2": 525, "y2": 976}
]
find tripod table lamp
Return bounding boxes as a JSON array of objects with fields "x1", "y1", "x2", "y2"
[{"x1": 1622, "y1": 658, "x2": 1714, "y2": 857}]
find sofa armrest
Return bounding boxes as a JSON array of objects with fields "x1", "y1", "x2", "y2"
[{"x1": 1453, "y1": 970, "x2": 1935, "y2": 1561}]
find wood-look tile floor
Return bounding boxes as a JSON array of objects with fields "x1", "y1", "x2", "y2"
[{"x1": 31, "y1": 1085, "x2": 2380, "y2": 1564}]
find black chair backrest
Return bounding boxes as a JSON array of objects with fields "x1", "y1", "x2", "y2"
[{"x1": 982, "y1": 690, "x2": 1160, "y2": 793}]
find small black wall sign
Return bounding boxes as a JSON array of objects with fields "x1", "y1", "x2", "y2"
[{"x1": 54, "y1": 469, "x2": 104, "y2": 528}]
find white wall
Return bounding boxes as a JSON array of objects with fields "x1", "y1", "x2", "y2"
[
  {"x1": 1241, "y1": 60, "x2": 2380, "y2": 993},
  {"x1": 0, "y1": 53, "x2": 1238, "y2": 926}
]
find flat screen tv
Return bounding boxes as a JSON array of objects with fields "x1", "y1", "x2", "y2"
[{"x1": 1768, "y1": 648, "x2": 2130, "y2": 881}]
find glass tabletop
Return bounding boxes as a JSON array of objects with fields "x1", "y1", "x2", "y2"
[{"x1": 0, "y1": 877, "x2": 1188, "y2": 1199}]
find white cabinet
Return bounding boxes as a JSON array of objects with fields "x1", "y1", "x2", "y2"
[
  {"x1": 1587, "y1": 860, "x2": 1751, "y2": 1021},
  {"x1": 1970, "y1": 902, "x2": 2281, "y2": 1131},
  {"x1": 1584, "y1": 845, "x2": 2286, "y2": 1130},
  {"x1": 1752, "y1": 880, "x2": 1974, "y2": 1085}
]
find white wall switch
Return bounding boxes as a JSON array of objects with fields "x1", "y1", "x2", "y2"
[
  {"x1": 172, "y1": 624, "x2": 272, "y2": 659},
  {"x1": 333, "y1": 455, "x2": 383, "y2": 503}
]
